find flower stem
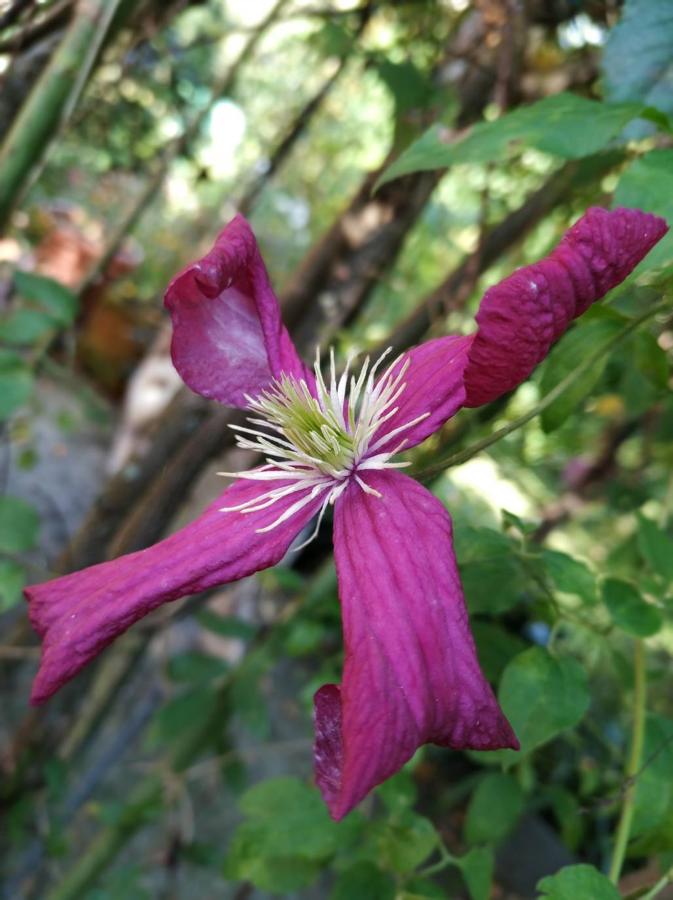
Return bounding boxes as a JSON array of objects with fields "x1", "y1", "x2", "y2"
[
  {"x1": 608, "y1": 638, "x2": 647, "y2": 885},
  {"x1": 415, "y1": 298, "x2": 670, "y2": 480},
  {"x1": 641, "y1": 866, "x2": 673, "y2": 900}
]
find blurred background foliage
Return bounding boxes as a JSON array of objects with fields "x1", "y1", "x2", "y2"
[{"x1": 1, "y1": 0, "x2": 673, "y2": 898}]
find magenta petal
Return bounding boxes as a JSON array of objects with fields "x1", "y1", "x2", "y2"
[
  {"x1": 164, "y1": 215, "x2": 312, "y2": 406},
  {"x1": 26, "y1": 478, "x2": 322, "y2": 704},
  {"x1": 464, "y1": 207, "x2": 668, "y2": 407},
  {"x1": 314, "y1": 471, "x2": 518, "y2": 820},
  {"x1": 372, "y1": 335, "x2": 472, "y2": 452}
]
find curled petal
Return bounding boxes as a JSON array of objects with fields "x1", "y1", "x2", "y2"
[
  {"x1": 371, "y1": 335, "x2": 472, "y2": 453},
  {"x1": 165, "y1": 215, "x2": 312, "y2": 407},
  {"x1": 26, "y1": 478, "x2": 322, "y2": 704},
  {"x1": 464, "y1": 206, "x2": 668, "y2": 407},
  {"x1": 315, "y1": 471, "x2": 517, "y2": 820}
]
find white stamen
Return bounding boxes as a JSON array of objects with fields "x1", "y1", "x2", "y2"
[{"x1": 222, "y1": 347, "x2": 430, "y2": 545}]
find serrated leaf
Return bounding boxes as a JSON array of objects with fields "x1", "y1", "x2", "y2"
[
  {"x1": 377, "y1": 93, "x2": 644, "y2": 188},
  {"x1": 465, "y1": 773, "x2": 525, "y2": 845},
  {"x1": 537, "y1": 864, "x2": 621, "y2": 899},
  {"x1": 602, "y1": 577, "x2": 663, "y2": 637},
  {"x1": 0, "y1": 495, "x2": 39, "y2": 553},
  {"x1": 13, "y1": 271, "x2": 78, "y2": 326},
  {"x1": 539, "y1": 318, "x2": 624, "y2": 433}
]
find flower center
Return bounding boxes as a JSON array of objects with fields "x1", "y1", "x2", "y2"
[{"x1": 219, "y1": 348, "x2": 428, "y2": 544}]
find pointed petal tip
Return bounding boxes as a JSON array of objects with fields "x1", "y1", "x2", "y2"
[{"x1": 464, "y1": 205, "x2": 669, "y2": 408}]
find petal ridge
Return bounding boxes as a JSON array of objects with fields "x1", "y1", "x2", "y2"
[
  {"x1": 464, "y1": 206, "x2": 668, "y2": 407},
  {"x1": 314, "y1": 470, "x2": 517, "y2": 820}
]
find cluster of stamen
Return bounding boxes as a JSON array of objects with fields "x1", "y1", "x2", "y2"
[{"x1": 219, "y1": 348, "x2": 428, "y2": 545}]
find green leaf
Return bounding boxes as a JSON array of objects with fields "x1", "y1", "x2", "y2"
[
  {"x1": 635, "y1": 331, "x2": 669, "y2": 389},
  {"x1": 0, "y1": 351, "x2": 33, "y2": 420},
  {"x1": 471, "y1": 622, "x2": 527, "y2": 683},
  {"x1": 13, "y1": 271, "x2": 78, "y2": 326},
  {"x1": 0, "y1": 309, "x2": 55, "y2": 345},
  {"x1": 196, "y1": 609, "x2": 257, "y2": 640},
  {"x1": 457, "y1": 847, "x2": 494, "y2": 900},
  {"x1": 0, "y1": 495, "x2": 39, "y2": 553},
  {"x1": 453, "y1": 526, "x2": 525, "y2": 614},
  {"x1": 602, "y1": 577, "x2": 663, "y2": 637},
  {"x1": 636, "y1": 513, "x2": 673, "y2": 582},
  {"x1": 0, "y1": 560, "x2": 26, "y2": 610},
  {"x1": 494, "y1": 647, "x2": 590, "y2": 759},
  {"x1": 542, "y1": 550, "x2": 597, "y2": 605},
  {"x1": 330, "y1": 862, "x2": 395, "y2": 900},
  {"x1": 167, "y1": 651, "x2": 229, "y2": 683},
  {"x1": 376, "y1": 770, "x2": 417, "y2": 813},
  {"x1": 537, "y1": 864, "x2": 621, "y2": 899},
  {"x1": 603, "y1": 0, "x2": 673, "y2": 129},
  {"x1": 238, "y1": 777, "x2": 348, "y2": 860},
  {"x1": 377, "y1": 810, "x2": 438, "y2": 874},
  {"x1": 633, "y1": 715, "x2": 673, "y2": 836},
  {"x1": 539, "y1": 317, "x2": 624, "y2": 433},
  {"x1": 464, "y1": 773, "x2": 525, "y2": 845},
  {"x1": 376, "y1": 93, "x2": 644, "y2": 187},
  {"x1": 151, "y1": 686, "x2": 218, "y2": 742},
  {"x1": 613, "y1": 149, "x2": 673, "y2": 270}
]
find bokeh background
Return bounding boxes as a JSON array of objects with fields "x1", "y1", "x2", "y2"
[{"x1": 2, "y1": 1, "x2": 673, "y2": 897}]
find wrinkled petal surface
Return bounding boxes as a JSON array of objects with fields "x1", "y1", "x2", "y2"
[
  {"x1": 314, "y1": 471, "x2": 517, "y2": 820},
  {"x1": 27, "y1": 478, "x2": 322, "y2": 704},
  {"x1": 165, "y1": 215, "x2": 312, "y2": 406},
  {"x1": 373, "y1": 335, "x2": 472, "y2": 452},
  {"x1": 464, "y1": 206, "x2": 668, "y2": 407}
]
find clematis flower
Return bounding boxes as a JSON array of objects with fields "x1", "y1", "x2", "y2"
[{"x1": 25, "y1": 207, "x2": 666, "y2": 820}]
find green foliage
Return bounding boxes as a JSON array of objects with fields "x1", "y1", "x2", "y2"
[
  {"x1": 13, "y1": 271, "x2": 79, "y2": 326},
  {"x1": 453, "y1": 525, "x2": 526, "y2": 613},
  {"x1": 223, "y1": 778, "x2": 355, "y2": 892},
  {"x1": 603, "y1": 0, "x2": 673, "y2": 124},
  {"x1": 613, "y1": 149, "x2": 673, "y2": 269},
  {"x1": 464, "y1": 773, "x2": 525, "y2": 845},
  {"x1": 602, "y1": 577, "x2": 663, "y2": 637},
  {"x1": 0, "y1": 495, "x2": 39, "y2": 553},
  {"x1": 542, "y1": 550, "x2": 597, "y2": 605},
  {"x1": 0, "y1": 559, "x2": 26, "y2": 609},
  {"x1": 537, "y1": 864, "x2": 621, "y2": 899},
  {"x1": 492, "y1": 647, "x2": 590, "y2": 759},
  {"x1": 377, "y1": 93, "x2": 647, "y2": 187},
  {"x1": 330, "y1": 861, "x2": 395, "y2": 900},
  {"x1": 539, "y1": 314, "x2": 625, "y2": 433},
  {"x1": 0, "y1": 350, "x2": 34, "y2": 421}
]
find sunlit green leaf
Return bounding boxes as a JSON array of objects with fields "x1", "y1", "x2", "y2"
[
  {"x1": 377, "y1": 94, "x2": 644, "y2": 187},
  {"x1": 602, "y1": 577, "x2": 663, "y2": 637}
]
